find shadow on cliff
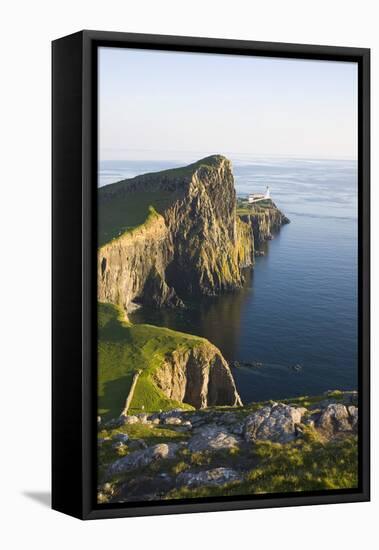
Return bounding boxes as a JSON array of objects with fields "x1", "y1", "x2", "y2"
[{"x1": 99, "y1": 375, "x2": 134, "y2": 421}]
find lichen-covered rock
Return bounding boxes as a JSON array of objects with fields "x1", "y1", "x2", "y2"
[
  {"x1": 121, "y1": 415, "x2": 139, "y2": 425},
  {"x1": 348, "y1": 406, "x2": 358, "y2": 429},
  {"x1": 112, "y1": 432, "x2": 129, "y2": 444},
  {"x1": 188, "y1": 424, "x2": 241, "y2": 452},
  {"x1": 107, "y1": 443, "x2": 179, "y2": 476},
  {"x1": 317, "y1": 404, "x2": 355, "y2": 434},
  {"x1": 177, "y1": 468, "x2": 242, "y2": 488},
  {"x1": 244, "y1": 403, "x2": 306, "y2": 443}
]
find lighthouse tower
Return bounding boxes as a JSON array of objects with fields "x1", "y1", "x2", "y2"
[{"x1": 264, "y1": 186, "x2": 270, "y2": 199}]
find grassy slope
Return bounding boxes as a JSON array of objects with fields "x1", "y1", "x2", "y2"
[
  {"x1": 236, "y1": 198, "x2": 274, "y2": 216},
  {"x1": 98, "y1": 303, "x2": 205, "y2": 419},
  {"x1": 98, "y1": 155, "x2": 228, "y2": 246},
  {"x1": 166, "y1": 429, "x2": 358, "y2": 499},
  {"x1": 98, "y1": 417, "x2": 357, "y2": 495},
  {"x1": 98, "y1": 192, "x2": 175, "y2": 247}
]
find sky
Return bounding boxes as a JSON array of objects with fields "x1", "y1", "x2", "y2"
[{"x1": 99, "y1": 47, "x2": 358, "y2": 162}]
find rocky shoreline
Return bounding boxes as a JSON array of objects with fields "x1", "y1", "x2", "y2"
[{"x1": 98, "y1": 390, "x2": 358, "y2": 503}]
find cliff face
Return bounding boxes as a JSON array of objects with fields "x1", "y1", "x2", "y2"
[
  {"x1": 239, "y1": 203, "x2": 290, "y2": 248},
  {"x1": 98, "y1": 208, "x2": 182, "y2": 310},
  {"x1": 153, "y1": 343, "x2": 242, "y2": 409},
  {"x1": 98, "y1": 156, "x2": 254, "y2": 310},
  {"x1": 98, "y1": 302, "x2": 242, "y2": 415},
  {"x1": 98, "y1": 156, "x2": 288, "y2": 311}
]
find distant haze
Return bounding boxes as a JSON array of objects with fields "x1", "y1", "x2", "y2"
[{"x1": 99, "y1": 47, "x2": 358, "y2": 162}]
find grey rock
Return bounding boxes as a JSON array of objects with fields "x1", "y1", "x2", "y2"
[
  {"x1": 244, "y1": 403, "x2": 306, "y2": 443},
  {"x1": 113, "y1": 432, "x2": 129, "y2": 444},
  {"x1": 107, "y1": 443, "x2": 179, "y2": 476},
  {"x1": 122, "y1": 415, "x2": 139, "y2": 425},
  {"x1": 348, "y1": 405, "x2": 358, "y2": 429},
  {"x1": 177, "y1": 468, "x2": 242, "y2": 488},
  {"x1": 317, "y1": 404, "x2": 353, "y2": 433},
  {"x1": 188, "y1": 424, "x2": 241, "y2": 452},
  {"x1": 128, "y1": 439, "x2": 148, "y2": 451},
  {"x1": 160, "y1": 409, "x2": 185, "y2": 420},
  {"x1": 181, "y1": 420, "x2": 192, "y2": 428},
  {"x1": 229, "y1": 422, "x2": 245, "y2": 436},
  {"x1": 164, "y1": 417, "x2": 182, "y2": 425}
]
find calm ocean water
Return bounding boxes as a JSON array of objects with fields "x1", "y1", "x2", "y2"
[{"x1": 99, "y1": 158, "x2": 358, "y2": 403}]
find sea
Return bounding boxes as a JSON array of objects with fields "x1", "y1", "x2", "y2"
[{"x1": 99, "y1": 157, "x2": 358, "y2": 404}]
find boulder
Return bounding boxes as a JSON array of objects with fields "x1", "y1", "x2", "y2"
[
  {"x1": 188, "y1": 424, "x2": 241, "y2": 452},
  {"x1": 113, "y1": 432, "x2": 129, "y2": 444},
  {"x1": 107, "y1": 443, "x2": 179, "y2": 476},
  {"x1": 164, "y1": 417, "x2": 182, "y2": 425},
  {"x1": 348, "y1": 406, "x2": 359, "y2": 429},
  {"x1": 244, "y1": 403, "x2": 307, "y2": 443},
  {"x1": 122, "y1": 415, "x2": 139, "y2": 425},
  {"x1": 177, "y1": 468, "x2": 242, "y2": 488},
  {"x1": 317, "y1": 404, "x2": 354, "y2": 434}
]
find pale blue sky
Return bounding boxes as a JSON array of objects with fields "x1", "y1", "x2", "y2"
[{"x1": 99, "y1": 47, "x2": 358, "y2": 162}]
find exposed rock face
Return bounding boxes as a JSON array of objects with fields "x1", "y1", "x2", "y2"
[
  {"x1": 244, "y1": 403, "x2": 307, "y2": 443},
  {"x1": 97, "y1": 208, "x2": 181, "y2": 310},
  {"x1": 317, "y1": 404, "x2": 358, "y2": 434},
  {"x1": 239, "y1": 203, "x2": 290, "y2": 248},
  {"x1": 152, "y1": 342, "x2": 242, "y2": 408},
  {"x1": 107, "y1": 442, "x2": 180, "y2": 476},
  {"x1": 177, "y1": 468, "x2": 242, "y2": 488},
  {"x1": 98, "y1": 156, "x2": 260, "y2": 311},
  {"x1": 188, "y1": 425, "x2": 241, "y2": 452}
]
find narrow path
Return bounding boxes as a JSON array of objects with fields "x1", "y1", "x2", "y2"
[{"x1": 121, "y1": 369, "x2": 142, "y2": 416}]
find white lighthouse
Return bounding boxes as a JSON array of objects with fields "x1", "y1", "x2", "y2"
[{"x1": 248, "y1": 186, "x2": 271, "y2": 204}]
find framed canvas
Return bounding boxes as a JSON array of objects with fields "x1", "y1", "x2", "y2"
[{"x1": 52, "y1": 30, "x2": 370, "y2": 520}]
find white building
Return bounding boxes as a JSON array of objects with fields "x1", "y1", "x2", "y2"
[{"x1": 248, "y1": 186, "x2": 270, "y2": 204}]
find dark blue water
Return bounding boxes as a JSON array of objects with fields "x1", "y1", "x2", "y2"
[{"x1": 99, "y1": 158, "x2": 358, "y2": 403}]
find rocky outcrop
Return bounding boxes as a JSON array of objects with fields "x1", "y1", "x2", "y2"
[
  {"x1": 239, "y1": 202, "x2": 290, "y2": 249},
  {"x1": 152, "y1": 342, "x2": 243, "y2": 409},
  {"x1": 177, "y1": 468, "x2": 242, "y2": 488},
  {"x1": 244, "y1": 403, "x2": 307, "y2": 443},
  {"x1": 98, "y1": 207, "x2": 182, "y2": 310},
  {"x1": 187, "y1": 425, "x2": 241, "y2": 452},
  {"x1": 98, "y1": 156, "x2": 257, "y2": 311},
  {"x1": 107, "y1": 442, "x2": 180, "y2": 476},
  {"x1": 98, "y1": 392, "x2": 359, "y2": 503},
  {"x1": 317, "y1": 403, "x2": 358, "y2": 434}
]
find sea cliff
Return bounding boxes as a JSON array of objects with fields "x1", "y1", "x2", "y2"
[{"x1": 98, "y1": 155, "x2": 287, "y2": 312}]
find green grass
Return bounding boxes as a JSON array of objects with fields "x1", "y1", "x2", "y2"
[
  {"x1": 98, "y1": 422, "x2": 190, "y2": 481},
  {"x1": 98, "y1": 302, "x2": 202, "y2": 419},
  {"x1": 98, "y1": 192, "x2": 176, "y2": 246},
  {"x1": 236, "y1": 198, "x2": 274, "y2": 216},
  {"x1": 165, "y1": 432, "x2": 358, "y2": 499},
  {"x1": 98, "y1": 155, "x2": 228, "y2": 246}
]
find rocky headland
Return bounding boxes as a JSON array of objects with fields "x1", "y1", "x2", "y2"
[
  {"x1": 98, "y1": 155, "x2": 288, "y2": 312},
  {"x1": 97, "y1": 156, "x2": 290, "y2": 415}
]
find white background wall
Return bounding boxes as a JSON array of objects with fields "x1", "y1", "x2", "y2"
[{"x1": 0, "y1": 0, "x2": 376, "y2": 548}]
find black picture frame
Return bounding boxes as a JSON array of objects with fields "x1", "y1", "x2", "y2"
[{"x1": 52, "y1": 30, "x2": 370, "y2": 520}]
